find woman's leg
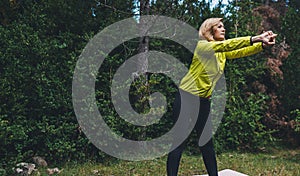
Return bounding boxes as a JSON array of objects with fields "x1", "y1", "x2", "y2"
[
  {"x1": 166, "y1": 90, "x2": 206, "y2": 176},
  {"x1": 166, "y1": 140, "x2": 187, "y2": 176},
  {"x1": 200, "y1": 139, "x2": 218, "y2": 176},
  {"x1": 166, "y1": 91, "x2": 184, "y2": 176},
  {"x1": 196, "y1": 98, "x2": 218, "y2": 176}
]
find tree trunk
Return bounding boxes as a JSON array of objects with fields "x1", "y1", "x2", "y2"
[
  {"x1": 129, "y1": 0, "x2": 151, "y2": 143},
  {"x1": 138, "y1": 0, "x2": 150, "y2": 72}
]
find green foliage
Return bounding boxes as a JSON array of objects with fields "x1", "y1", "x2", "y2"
[
  {"x1": 278, "y1": 6, "x2": 300, "y2": 125},
  {"x1": 96, "y1": 38, "x2": 189, "y2": 141},
  {"x1": 215, "y1": 93, "x2": 275, "y2": 151},
  {"x1": 290, "y1": 109, "x2": 300, "y2": 132},
  {"x1": 0, "y1": 0, "x2": 133, "y2": 174}
]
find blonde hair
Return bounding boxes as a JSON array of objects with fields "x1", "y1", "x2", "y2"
[{"x1": 199, "y1": 18, "x2": 223, "y2": 41}]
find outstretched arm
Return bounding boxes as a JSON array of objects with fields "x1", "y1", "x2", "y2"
[
  {"x1": 225, "y1": 31, "x2": 277, "y2": 59},
  {"x1": 225, "y1": 43, "x2": 263, "y2": 59},
  {"x1": 196, "y1": 31, "x2": 277, "y2": 53},
  {"x1": 196, "y1": 36, "x2": 253, "y2": 53}
]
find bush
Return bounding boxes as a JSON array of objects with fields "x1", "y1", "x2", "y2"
[{"x1": 215, "y1": 93, "x2": 276, "y2": 152}]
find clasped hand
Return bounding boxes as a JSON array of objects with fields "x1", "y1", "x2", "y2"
[
  {"x1": 260, "y1": 30, "x2": 278, "y2": 46},
  {"x1": 252, "y1": 30, "x2": 278, "y2": 47}
]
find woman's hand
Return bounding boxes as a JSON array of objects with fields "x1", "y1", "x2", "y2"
[{"x1": 252, "y1": 31, "x2": 277, "y2": 46}]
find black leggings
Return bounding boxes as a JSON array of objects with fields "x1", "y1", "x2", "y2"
[{"x1": 166, "y1": 90, "x2": 218, "y2": 176}]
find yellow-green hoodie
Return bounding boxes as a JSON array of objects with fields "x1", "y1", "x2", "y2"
[{"x1": 179, "y1": 36, "x2": 263, "y2": 98}]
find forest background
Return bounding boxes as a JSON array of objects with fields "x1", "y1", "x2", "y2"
[{"x1": 0, "y1": 0, "x2": 299, "y2": 175}]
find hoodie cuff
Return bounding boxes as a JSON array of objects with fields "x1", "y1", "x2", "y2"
[{"x1": 250, "y1": 36, "x2": 254, "y2": 45}]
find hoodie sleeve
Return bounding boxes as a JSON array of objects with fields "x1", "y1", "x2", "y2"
[
  {"x1": 196, "y1": 36, "x2": 253, "y2": 53},
  {"x1": 224, "y1": 42, "x2": 263, "y2": 59}
]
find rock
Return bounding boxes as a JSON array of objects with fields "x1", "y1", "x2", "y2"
[
  {"x1": 15, "y1": 168, "x2": 24, "y2": 174},
  {"x1": 47, "y1": 167, "x2": 62, "y2": 175},
  {"x1": 14, "y1": 162, "x2": 37, "y2": 175},
  {"x1": 32, "y1": 156, "x2": 48, "y2": 167}
]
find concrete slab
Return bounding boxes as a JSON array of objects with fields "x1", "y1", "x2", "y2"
[{"x1": 194, "y1": 169, "x2": 248, "y2": 176}]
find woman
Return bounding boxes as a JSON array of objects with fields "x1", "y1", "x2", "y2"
[{"x1": 166, "y1": 18, "x2": 277, "y2": 176}]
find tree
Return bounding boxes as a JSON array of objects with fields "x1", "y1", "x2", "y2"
[{"x1": 0, "y1": 0, "x2": 134, "y2": 174}]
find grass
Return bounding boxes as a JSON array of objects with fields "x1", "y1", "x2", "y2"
[{"x1": 34, "y1": 147, "x2": 299, "y2": 176}]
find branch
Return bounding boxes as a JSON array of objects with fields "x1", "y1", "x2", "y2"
[
  {"x1": 266, "y1": 114, "x2": 300, "y2": 130},
  {"x1": 94, "y1": 0, "x2": 137, "y2": 16}
]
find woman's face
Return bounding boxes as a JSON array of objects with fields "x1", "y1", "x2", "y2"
[{"x1": 213, "y1": 22, "x2": 226, "y2": 41}]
